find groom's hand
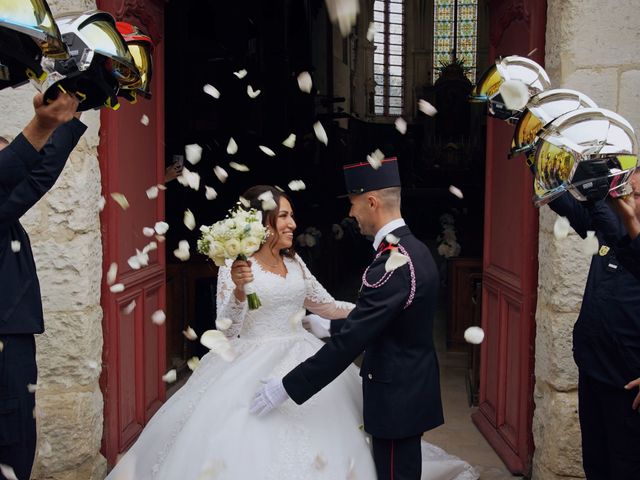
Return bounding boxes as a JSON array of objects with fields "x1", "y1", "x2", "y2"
[{"x1": 250, "y1": 378, "x2": 289, "y2": 416}]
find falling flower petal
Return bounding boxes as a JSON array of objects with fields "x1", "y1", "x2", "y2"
[
  {"x1": 247, "y1": 85, "x2": 261, "y2": 98},
  {"x1": 385, "y1": 248, "x2": 409, "y2": 272},
  {"x1": 98, "y1": 196, "x2": 106, "y2": 211},
  {"x1": 123, "y1": 300, "x2": 136, "y2": 315},
  {"x1": 184, "y1": 210, "x2": 196, "y2": 230},
  {"x1": 366, "y1": 21, "x2": 377, "y2": 42},
  {"x1": 143, "y1": 227, "x2": 155, "y2": 237},
  {"x1": 464, "y1": 326, "x2": 485, "y2": 344},
  {"x1": 313, "y1": 453, "x2": 327, "y2": 470},
  {"x1": 366, "y1": 148, "x2": 384, "y2": 170},
  {"x1": 258, "y1": 190, "x2": 277, "y2": 211},
  {"x1": 499, "y1": 79, "x2": 530, "y2": 111},
  {"x1": 10, "y1": 241, "x2": 20, "y2": 253},
  {"x1": 187, "y1": 357, "x2": 200, "y2": 371},
  {"x1": 110, "y1": 283, "x2": 125, "y2": 293},
  {"x1": 325, "y1": 0, "x2": 360, "y2": 37},
  {"x1": 143, "y1": 241, "x2": 157, "y2": 254},
  {"x1": 200, "y1": 330, "x2": 236, "y2": 361},
  {"x1": 127, "y1": 255, "x2": 141, "y2": 270},
  {"x1": 214, "y1": 165, "x2": 228, "y2": 183},
  {"x1": 394, "y1": 117, "x2": 407, "y2": 134},
  {"x1": 0, "y1": 464, "x2": 18, "y2": 480},
  {"x1": 527, "y1": 48, "x2": 538, "y2": 57},
  {"x1": 346, "y1": 457, "x2": 356, "y2": 480},
  {"x1": 146, "y1": 186, "x2": 159, "y2": 199},
  {"x1": 162, "y1": 369, "x2": 177, "y2": 383},
  {"x1": 418, "y1": 99, "x2": 438, "y2": 116},
  {"x1": 233, "y1": 69, "x2": 248, "y2": 79},
  {"x1": 297, "y1": 71, "x2": 312, "y2": 93},
  {"x1": 205, "y1": 186, "x2": 218, "y2": 200},
  {"x1": 259, "y1": 145, "x2": 276, "y2": 157},
  {"x1": 282, "y1": 133, "x2": 296, "y2": 148},
  {"x1": 140, "y1": 114, "x2": 149, "y2": 126},
  {"x1": 183, "y1": 326, "x2": 198, "y2": 340},
  {"x1": 27, "y1": 383, "x2": 37, "y2": 393},
  {"x1": 215, "y1": 317, "x2": 232, "y2": 331},
  {"x1": 226, "y1": 137, "x2": 238, "y2": 155},
  {"x1": 185, "y1": 144, "x2": 203, "y2": 165},
  {"x1": 155, "y1": 235, "x2": 166, "y2": 243},
  {"x1": 239, "y1": 196, "x2": 251, "y2": 208},
  {"x1": 157, "y1": 184, "x2": 167, "y2": 191},
  {"x1": 203, "y1": 83, "x2": 220, "y2": 99},
  {"x1": 154, "y1": 221, "x2": 169, "y2": 235},
  {"x1": 177, "y1": 166, "x2": 201, "y2": 191},
  {"x1": 385, "y1": 233, "x2": 400, "y2": 245},
  {"x1": 289, "y1": 308, "x2": 306, "y2": 329},
  {"x1": 111, "y1": 193, "x2": 130, "y2": 210},
  {"x1": 332, "y1": 224, "x2": 344, "y2": 240},
  {"x1": 229, "y1": 161, "x2": 250, "y2": 172},
  {"x1": 583, "y1": 230, "x2": 599, "y2": 256},
  {"x1": 288, "y1": 180, "x2": 306, "y2": 191},
  {"x1": 313, "y1": 121, "x2": 328, "y2": 145},
  {"x1": 107, "y1": 262, "x2": 118, "y2": 285},
  {"x1": 151, "y1": 309, "x2": 166, "y2": 325},
  {"x1": 449, "y1": 185, "x2": 464, "y2": 199},
  {"x1": 553, "y1": 216, "x2": 571, "y2": 240},
  {"x1": 86, "y1": 360, "x2": 99, "y2": 371},
  {"x1": 174, "y1": 240, "x2": 191, "y2": 261},
  {"x1": 0, "y1": 341, "x2": 3, "y2": 352}
]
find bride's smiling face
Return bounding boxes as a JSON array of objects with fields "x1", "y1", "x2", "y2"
[{"x1": 270, "y1": 197, "x2": 296, "y2": 250}]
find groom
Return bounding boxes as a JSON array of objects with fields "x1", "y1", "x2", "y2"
[{"x1": 251, "y1": 157, "x2": 443, "y2": 480}]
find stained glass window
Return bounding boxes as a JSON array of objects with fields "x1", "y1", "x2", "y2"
[
  {"x1": 433, "y1": 0, "x2": 478, "y2": 83},
  {"x1": 372, "y1": 0, "x2": 404, "y2": 116}
]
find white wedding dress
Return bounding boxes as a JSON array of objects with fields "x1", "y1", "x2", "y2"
[{"x1": 106, "y1": 254, "x2": 478, "y2": 480}]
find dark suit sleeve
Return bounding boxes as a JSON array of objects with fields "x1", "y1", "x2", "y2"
[
  {"x1": 0, "y1": 118, "x2": 87, "y2": 226},
  {"x1": 0, "y1": 133, "x2": 42, "y2": 190},
  {"x1": 283, "y1": 256, "x2": 409, "y2": 404},
  {"x1": 548, "y1": 192, "x2": 597, "y2": 239}
]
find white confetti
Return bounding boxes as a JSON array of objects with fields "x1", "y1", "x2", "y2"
[
  {"x1": 185, "y1": 143, "x2": 203, "y2": 165},
  {"x1": 259, "y1": 145, "x2": 276, "y2": 157},
  {"x1": 162, "y1": 369, "x2": 177, "y2": 383},
  {"x1": 143, "y1": 227, "x2": 155, "y2": 237},
  {"x1": 289, "y1": 308, "x2": 306, "y2": 329},
  {"x1": 0, "y1": 341, "x2": 3, "y2": 352},
  {"x1": 247, "y1": 85, "x2": 261, "y2": 98},
  {"x1": 288, "y1": 180, "x2": 306, "y2": 191},
  {"x1": 233, "y1": 69, "x2": 248, "y2": 79},
  {"x1": 183, "y1": 326, "x2": 198, "y2": 340},
  {"x1": 499, "y1": 79, "x2": 530, "y2": 111},
  {"x1": 297, "y1": 71, "x2": 313, "y2": 93},
  {"x1": 106, "y1": 262, "x2": 118, "y2": 285},
  {"x1": 239, "y1": 196, "x2": 251, "y2": 208},
  {"x1": 98, "y1": 196, "x2": 106, "y2": 211},
  {"x1": 203, "y1": 83, "x2": 220, "y2": 99},
  {"x1": 313, "y1": 121, "x2": 328, "y2": 145},
  {"x1": 140, "y1": 114, "x2": 149, "y2": 126},
  {"x1": 229, "y1": 161, "x2": 250, "y2": 172},
  {"x1": 123, "y1": 300, "x2": 136, "y2": 315},
  {"x1": 226, "y1": 137, "x2": 238, "y2": 155},
  {"x1": 553, "y1": 216, "x2": 571, "y2": 240},
  {"x1": 205, "y1": 186, "x2": 218, "y2": 200},
  {"x1": 313, "y1": 453, "x2": 327, "y2": 470},
  {"x1": 258, "y1": 190, "x2": 277, "y2": 211},
  {"x1": 385, "y1": 233, "x2": 400, "y2": 245},
  {"x1": 10, "y1": 241, "x2": 20, "y2": 252},
  {"x1": 143, "y1": 241, "x2": 157, "y2": 254},
  {"x1": 127, "y1": 255, "x2": 141, "y2": 270},
  {"x1": 111, "y1": 193, "x2": 130, "y2": 210},
  {"x1": 464, "y1": 326, "x2": 485, "y2": 344},
  {"x1": 151, "y1": 309, "x2": 166, "y2": 325},
  {"x1": 27, "y1": 383, "x2": 38, "y2": 393},
  {"x1": 325, "y1": 0, "x2": 359, "y2": 37},
  {"x1": 583, "y1": 230, "x2": 599, "y2": 256},
  {"x1": 527, "y1": 48, "x2": 538, "y2": 57},
  {"x1": 366, "y1": 149, "x2": 384, "y2": 170},
  {"x1": 418, "y1": 99, "x2": 438, "y2": 116},
  {"x1": 200, "y1": 330, "x2": 236, "y2": 362},
  {"x1": 0, "y1": 464, "x2": 18, "y2": 480},
  {"x1": 187, "y1": 356, "x2": 200, "y2": 371},
  {"x1": 184, "y1": 209, "x2": 196, "y2": 230},
  {"x1": 157, "y1": 184, "x2": 167, "y2": 191},
  {"x1": 449, "y1": 185, "x2": 464, "y2": 199},
  {"x1": 154, "y1": 221, "x2": 169, "y2": 235},
  {"x1": 174, "y1": 240, "x2": 190, "y2": 261},
  {"x1": 384, "y1": 248, "x2": 409, "y2": 272},
  {"x1": 177, "y1": 167, "x2": 201, "y2": 191},
  {"x1": 214, "y1": 165, "x2": 228, "y2": 183},
  {"x1": 110, "y1": 283, "x2": 125, "y2": 293},
  {"x1": 282, "y1": 133, "x2": 296, "y2": 148},
  {"x1": 215, "y1": 317, "x2": 232, "y2": 331},
  {"x1": 366, "y1": 21, "x2": 377, "y2": 42},
  {"x1": 394, "y1": 117, "x2": 407, "y2": 134},
  {"x1": 155, "y1": 235, "x2": 166, "y2": 243},
  {"x1": 146, "y1": 185, "x2": 159, "y2": 199}
]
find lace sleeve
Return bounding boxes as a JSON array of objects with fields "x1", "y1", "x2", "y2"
[
  {"x1": 295, "y1": 254, "x2": 354, "y2": 320},
  {"x1": 216, "y1": 262, "x2": 248, "y2": 338}
]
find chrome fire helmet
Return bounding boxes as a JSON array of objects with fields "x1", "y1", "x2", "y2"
[{"x1": 116, "y1": 21, "x2": 153, "y2": 103}]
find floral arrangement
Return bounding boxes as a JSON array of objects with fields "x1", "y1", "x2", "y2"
[
  {"x1": 436, "y1": 213, "x2": 461, "y2": 258},
  {"x1": 197, "y1": 206, "x2": 267, "y2": 309}
]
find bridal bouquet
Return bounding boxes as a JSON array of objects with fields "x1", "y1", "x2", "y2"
[{"x1": 197, "y1": 206, "x2": 267, "y2": 309}]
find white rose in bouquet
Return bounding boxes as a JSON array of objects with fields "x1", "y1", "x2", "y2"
[
  {"x1": 224, "y1": 238, "x2": 242, "y2": 257},
  {"x1": 240, "y1": 237, "x2": 261, "y2": 257}
]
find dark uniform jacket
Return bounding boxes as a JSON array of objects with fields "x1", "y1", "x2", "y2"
[
  {"x1": 550, "y1": 193, "x2": 640, "y2": 387},
  {"x1": 283, "y1": 225, "x2": 444, "y2": 439},
  {"x1": 0, "y1": 118, "x2": 86, "y2": 334}
]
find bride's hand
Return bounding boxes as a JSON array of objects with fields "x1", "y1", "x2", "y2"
[{"x1": 231, "y1": 260, "x2": 253, "y2": 300}]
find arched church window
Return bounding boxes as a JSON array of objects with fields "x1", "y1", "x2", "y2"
[
  {"x1": 433, "y1": 0, "x2": 478, "y2": 83},
  {"x1": 372, "y1": 0, "x2": 405, "y2": 116}
]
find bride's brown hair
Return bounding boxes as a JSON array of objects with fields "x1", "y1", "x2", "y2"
[{"x1": 241, "y1": 185, "x2": 296, "y2": 258}]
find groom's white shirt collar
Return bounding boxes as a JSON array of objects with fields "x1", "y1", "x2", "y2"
[{"x1": 373, "y1": 218, "x2": 406, "y2": 251}]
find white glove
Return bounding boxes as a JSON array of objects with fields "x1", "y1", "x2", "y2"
[
  {"x1": 302, "y1": 314, "x2": 331, "y2": 339},
  {"x1": 250, "y1": 378, "x2": 289, "y2": 416}
]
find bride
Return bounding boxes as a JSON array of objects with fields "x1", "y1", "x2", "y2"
[{"x1": 106, "y1": 185, "x2": 477, "y2": 480}]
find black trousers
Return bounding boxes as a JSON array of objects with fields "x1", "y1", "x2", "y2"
[
  {"x1": 372, "y1": 434, "x2": 422, "y2": 480},
  {"x1": 0, "y1": 334, "x2": 37, "y2": 480},
  {"x1": 579, "y1": 371, "x2": 640, "y2": 480}
]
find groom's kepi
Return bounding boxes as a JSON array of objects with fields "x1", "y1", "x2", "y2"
[{"x1": 342, "y1": 156, "x2": 401, "y2": 195}]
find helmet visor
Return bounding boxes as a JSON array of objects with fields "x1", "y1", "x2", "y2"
[
  {"x1": 469, "y1": 64, "x2": 501, "y2": 102},
  {"x1": 533, "y1": 140, "x2": 576, "y2": 204},
  {"x1": 512, "y1": 109, "x2": 543, "y2": 155},
  {"x1": 127, "y1": 41, "x2": 151, "y2": 93}
]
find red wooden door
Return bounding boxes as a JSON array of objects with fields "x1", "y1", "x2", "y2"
[
  {"x1": 470, "y1": 0, "x2": 546, "y2": 474},
  {"x1": 97, "y1": 0, "x2": 166, "y2": 466}
]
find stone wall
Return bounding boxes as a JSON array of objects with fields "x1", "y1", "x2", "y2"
[
  {"x1": 533, "y1": 1, "x2": 640, "y2": 478},
  {"x1": 0, "y1": 0, "x2": 106, "y2": 478}
]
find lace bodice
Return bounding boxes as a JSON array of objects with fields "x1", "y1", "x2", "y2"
[{"x1": 216, "y1": 254, "x2": 353, "y2": 339}]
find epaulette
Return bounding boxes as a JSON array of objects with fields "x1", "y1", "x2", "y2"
[{"x1": 361, "y1": 244, "x2": 416, "y2": 309}]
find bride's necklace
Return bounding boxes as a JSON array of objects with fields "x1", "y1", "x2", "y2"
[{"x1": 256, "y1": 252, "x2": 283, "y2": 268}]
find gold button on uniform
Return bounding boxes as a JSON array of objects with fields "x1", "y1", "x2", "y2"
[{"x1": 367, "y1": 374, "x2": 373, "y2": 380}]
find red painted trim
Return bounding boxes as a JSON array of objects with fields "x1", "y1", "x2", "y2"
[{"x1": 343, "y1": 157, "x2": 398, "y2": 169}]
